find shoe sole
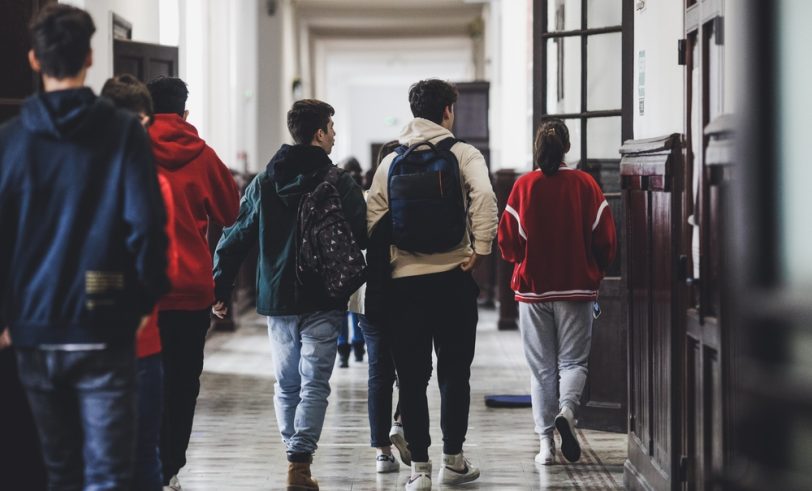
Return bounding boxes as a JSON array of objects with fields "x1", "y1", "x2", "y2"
[
  {"x1": 389, "y1": 432, "x2": 411, "y2": 466},
  {"x1": 376, "y1": 462, "x2": 400, "y2": 473},
  {"x1": 534, "y1": 455, "x2": 555, "y2": 465},
  {"x1": 555, "y1": 415, "x2": 581, "y2": 462},
  {"x1": 440, "y1": 467, "x2": 481, "y2": 485}
]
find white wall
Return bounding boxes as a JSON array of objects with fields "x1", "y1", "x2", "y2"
[
  {"x1": 60, "y1": 0, "x2": 161, "y2": 92},
  {"x1": 316, "y1": 37, "x2": 474, "y2": 170},
  {"x1": 633, "y1": 1, "x2": 684, "y2": 138}
]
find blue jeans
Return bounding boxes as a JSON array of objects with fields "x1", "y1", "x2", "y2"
[
  {"x1": 267, "y1": 310, "x2": 342, "y2": 456},
  {"x1": 15, "y1": 346, "x2": 137, "y2": 491},
  {"x1": 357, "y1": 314, "x2": 398, "y2": 447},
  {"x1": 338, "y1": 312, "x2": 365, "y2": 347},
  {"x1": 135, "y1": 354, "x2": 164, "y2": 491}
]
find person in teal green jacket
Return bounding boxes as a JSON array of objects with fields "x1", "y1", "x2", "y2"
[{"x1": 211, "y1": 99, "x2": 367, "y2": 489}]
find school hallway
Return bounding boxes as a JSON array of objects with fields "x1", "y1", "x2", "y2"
[{"x1": 178, "y1": 308, "x2": 625, "y2": 490}]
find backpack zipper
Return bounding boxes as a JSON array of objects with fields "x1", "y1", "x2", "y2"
[{"x1": 439, "y1": 171, "x2": 444, "y2": 197}]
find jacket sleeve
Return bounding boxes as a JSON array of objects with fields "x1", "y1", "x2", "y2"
[
  {"x1": 213, "y1": 174, "x2": 261, "y2": 302},
  {"x1": 204, "y1": 148, "x2": 240, "y2": 227},
  {"x1": 498, "y1": 180, "x2": 526, "y2": 264},
  {"x1": 367, "y1": 155, "x2": 393, "y2": 236},
  {"x1": 589, "y1": 180, "x2": 617, "y2": 272},
  {"x1": 338, "y1": 172, "x2": 368, "y2": 249},
  {"x1": 122, "y1": 122, "x2": 170, "y2": 314},
  {"x1": 460, "y1": 145, "x2": 498, "y2": 255}
]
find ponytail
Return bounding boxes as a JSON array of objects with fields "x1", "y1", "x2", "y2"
[{"x1": 533, "y1": 119, "x2": 570, "y2": 177}]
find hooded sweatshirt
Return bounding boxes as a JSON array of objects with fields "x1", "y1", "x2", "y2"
[
  {"x1": 367, "y1": 118, "x2": 498, "y2": 279},
  {"x1": 213, "y1": 144, "x2": 368, "y2": 316},
  {"x1": 0, "y1": 88, "x2": 170, "y2": 347},
  {"x1": 149, "y1": 114, "x2": 240, "y2": 310}
]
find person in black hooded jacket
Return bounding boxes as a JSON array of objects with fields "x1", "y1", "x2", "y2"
[
  {"x1": 0, "y1": 5, "x2": 169, "y2": 491},
  {"x1": 213, "y1": 99, "x2": 366, "y2": 489}
]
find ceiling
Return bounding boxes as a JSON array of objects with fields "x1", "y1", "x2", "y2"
[{"x1": 294, "y1": 0, "x2": 487, "y2": 38}]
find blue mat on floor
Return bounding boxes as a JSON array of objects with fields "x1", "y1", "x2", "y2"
[{"x1": 484, "y1": 394, "x2": 532, "y2": 408}]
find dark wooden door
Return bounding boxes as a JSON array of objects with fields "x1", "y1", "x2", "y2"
[
  {"x1": 452, "y1": 81, "x2": 497, "y2": 309},
  {"x1": 622, "y1": 134, "x2": 685, "y2": 491},
  {"x1": 0, "y1": 0, "x2": 55, "y2": 122},
  {"x1": 682, "y1": 2, "x2": 731, "y2": 488},
  {"x1": 113, "y1": 39, "x2": 178, "y2": 82}
]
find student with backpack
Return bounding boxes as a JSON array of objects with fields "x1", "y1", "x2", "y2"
[
  {"x1": 367, "y1": 79, "x2": 498, "y2": 490},
  {"x1": 0, "y1": 5, "x2": 170, "y2": 489},
  {"x1": 212, "y1": 99, "x2": 367, "y2": 490},
  {"x1": 498, "y1": 119, "x2": 617, "y2": 466},
  {"x1": 146, "y1": 76, "x2": 240, "y2": 490}
]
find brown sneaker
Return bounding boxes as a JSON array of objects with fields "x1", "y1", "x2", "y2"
[{"x1": 287, "y1": 461, "x2": 319, "y2": 491}]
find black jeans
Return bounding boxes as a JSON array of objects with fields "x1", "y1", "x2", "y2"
[
  {"x1": 388, "y1": 268, "x2": 479, "y2": 462},
  {"x1": 15, "y1": 345, "x2": 137, "y2": 491},
  {"x1": 158, "y1": 309, "x2": 210, "y2": 482}
]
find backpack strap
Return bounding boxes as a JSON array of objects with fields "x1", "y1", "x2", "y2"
[{"x1": 436, "y1": 137, "x2": 459, "y2": 152}]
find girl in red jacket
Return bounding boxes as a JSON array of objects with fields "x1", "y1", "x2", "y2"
[{"x1": 498, "y1": 119, "x2": 617, "y2": 466}]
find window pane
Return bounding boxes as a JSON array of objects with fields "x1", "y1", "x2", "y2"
[
  {"x1": 564, "y1": 118, "x2": 582, "y2": 166},
  {"x1": 546, "y1": 37, "x2": 582, "y2": 114},
  {"x1": 587, "y1": 0, "x2": 622, "y2": 28},
  {"x1": 587, "y1": 32, "x2": 622, "y2": 111},
  {"x1": 548, "y1": 0, "x2": 582, "y2": 32},
  {"x1": 587, "y1": 117, "x2": 622, "y2": 159}
]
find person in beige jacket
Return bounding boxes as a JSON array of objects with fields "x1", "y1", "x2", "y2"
[{"x1": 366, "y1": 79, "x2": 497, "y2": 491}]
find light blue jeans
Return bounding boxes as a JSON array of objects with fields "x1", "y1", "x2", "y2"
[
  {"x1": 267, "y1": 310, "x2": 342, "y2": 455},
  {"x1": 518, "y1": 301, "x2": 593, "y2": 437}
]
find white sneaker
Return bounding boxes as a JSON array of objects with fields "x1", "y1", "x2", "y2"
[
  {"x1": 376, "y1": 452, "x2": 400, "y2": 473},
  {"x1": 163, "y1": 475, "x2": 182, "y2": 491},
  {"x1": 438, "y1": 452, "x2": 480, "y2": 485},
  {"x1": 389, "y1": 422, "x2": 411, "y2": 466},
  {"x1": 555, "y1": 406, "x2": 581, "y2": 463},
  {"x1": 405, "y1": 461, "x2": 432, "y2": 490},
  {"x1": 534, "y1": 436, "x2": 555, "y2": 465}
]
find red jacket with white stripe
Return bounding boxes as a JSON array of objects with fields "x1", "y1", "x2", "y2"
[{"x1": 498, "y1": 166, "x2": 617, "y2": 303}]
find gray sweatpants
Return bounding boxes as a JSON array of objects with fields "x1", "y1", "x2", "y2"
[{"x1": 518, "y1": 301, "x2": 594, "y2": 437}]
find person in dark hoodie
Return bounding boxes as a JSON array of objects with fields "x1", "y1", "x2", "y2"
[
  {"x1": 212, "y1": 99, "x2": 367, "y2": 490},
  {"x1": 0, "y1": 5, "x2": 170, "y2": 490},
  {"x1": 146, "y1": 76, "x2": 240, "y2": 490}
]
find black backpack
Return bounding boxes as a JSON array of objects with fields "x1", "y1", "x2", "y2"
[
  {"x1": 296, "y1": 166, "x2": 366, "y2": 299},
  {"x1": 387, "y1": 137, "x2": 466, "y2": 253}
]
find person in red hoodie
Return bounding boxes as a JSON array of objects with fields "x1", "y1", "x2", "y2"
[
  {"x1": 102, "y1": 73, "x2": 180, "y2": 491},
  {"x1": 498, "y1": 119, "x2": 616, "y2": 467},
  {"x1": 146, "y1": 76, "x2": 240, "y2": 490}
]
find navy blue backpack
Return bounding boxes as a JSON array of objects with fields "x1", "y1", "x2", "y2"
[{"x1": 387, "y1": 137, "x2": 466, "y2": 253}]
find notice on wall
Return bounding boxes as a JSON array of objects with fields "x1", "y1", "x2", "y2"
[{"x1": 638, "y1": 50, "x2": 646, "y2": 116}]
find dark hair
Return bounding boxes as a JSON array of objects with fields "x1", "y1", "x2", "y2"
[
  {"x1": 341, "y1": 157, "x2": 363, "y2": 186},
  {"x1": 146, "y1": 76, "x2": 188, "y2": 116},
  {"x1": 376, "y1": 139, "x2": 401, "y2": 166},
  {"x1": 534, "y1": 118, "x2": 571, "y2": 176},
  {"x1": 408, "y1": 79, "x2": 458, "y2": 125},
  {"x1": 287, "y1": 99, "x2": 335, "y2": 144},
  {"x1": 29, "y1": 4, "x2": 96, "y2": 79},
  {"x1": 101, "y1": 74, "x2": 154, "y2": 123}
]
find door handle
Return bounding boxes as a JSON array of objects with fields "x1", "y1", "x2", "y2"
[{"x1": 678, "y1": 255, "x2": 700, "y2": 286}]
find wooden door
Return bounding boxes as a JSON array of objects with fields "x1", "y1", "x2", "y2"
[
  {"x1": 682, "y1": 2, "x2": 731, "y2": 488},
  {"x1": 0, "y1": 0, "x2": 54, "y2": 122},
  {"x1": 113, "y1": 39, "x2": 178, "y2": 82},
  {"x1": 622, "y1": 134, "x2": 685, "y2": 491}
]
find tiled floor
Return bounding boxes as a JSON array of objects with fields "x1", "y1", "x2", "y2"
[{"x1": 178, "y1": 309, "x2": 626, "y2": 490}]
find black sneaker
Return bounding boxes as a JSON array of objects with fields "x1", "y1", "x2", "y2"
[{"x1": 555, "y1": 407, "x2": 581, "y2": 462}]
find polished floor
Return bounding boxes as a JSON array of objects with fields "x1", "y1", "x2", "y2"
[{"x1": 177, "y1": 309, "x2": 626, "y2": 490}]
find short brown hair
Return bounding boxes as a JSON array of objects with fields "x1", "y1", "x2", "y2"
[
  {"x1": 287, "y1": 99, "x2": 335, "y2": 144},
  {"x1": 408, "y1": 79, "x2": 458, "y2": 125},
  {"x1": 101, "y1": 74, "x2": 154, "y2": 123},
  {"x1": 29, "y1": 4, "x2": 96, "y2": 79}
]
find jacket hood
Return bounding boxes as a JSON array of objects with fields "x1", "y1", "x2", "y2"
[
  {"x1": 148, "y1": 114, "x2": 207, "y2": 169},
  {"x1": 398, "y1": 117, "x2": 454, "y2": 147},
  {"x1": 21, "y1": 88, "x2": 114, "y2": 139},
  {"x1": 266, "y1": 144, "x2": 333, "y2": 206}
]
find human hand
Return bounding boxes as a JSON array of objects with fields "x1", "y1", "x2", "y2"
[
  {"x1": 0, "y1": 328, "x2": 11, "y2": 350},
  {"x1": 460, "y1": 253, "x2": 486, "y2": 272},
  {"x1": 212, "y1": 301, "x2": 228, "y2": 319}
]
